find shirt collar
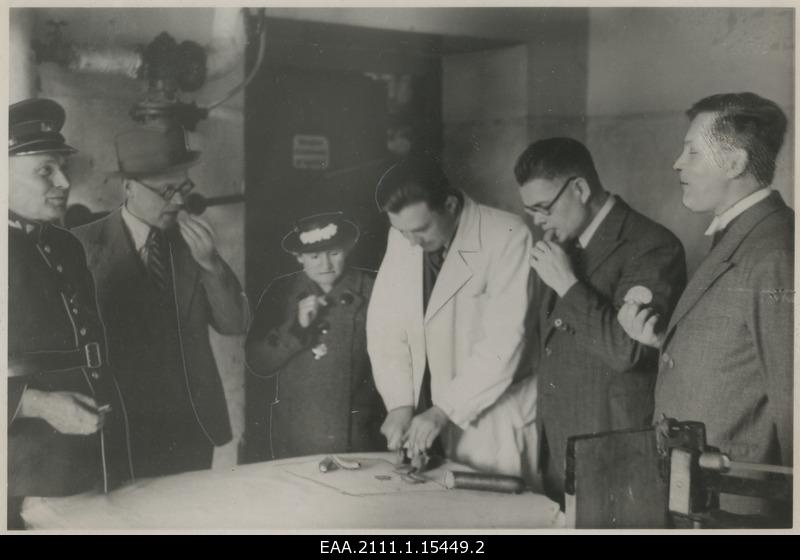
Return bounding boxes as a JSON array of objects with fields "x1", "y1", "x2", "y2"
[
  {"x1": 8, "y1": 211, "x2": 47, "y2": 238},
  {"x1": 121, "y1": 204, "x2": 154, "y2": 252},
  {"x1": 704, "y1": 188, "x2": 772, "y2": 237},
  {"x1": 578, "y1": 193, "x2": 616, "y2": 249}
]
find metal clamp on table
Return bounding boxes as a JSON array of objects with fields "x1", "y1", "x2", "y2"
[
  {"x1": 565, "y1": 418, "x2": 792, "y2": 529},
  {"x1": 655, "y1": 417, "x2": 792, "y2": 529}
]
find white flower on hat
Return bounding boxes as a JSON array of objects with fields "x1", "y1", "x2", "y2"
[{"x1": 300, "y1": 223, "x2": 338, "y2": 245}]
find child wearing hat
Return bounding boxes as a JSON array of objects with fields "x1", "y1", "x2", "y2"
[{"x1": 245, "y1": 212, "x2": 385, "y2": 460}]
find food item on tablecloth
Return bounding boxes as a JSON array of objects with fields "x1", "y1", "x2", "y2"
[{"x1": 318, "y1": 456, "x2": 338, "y2": 473}]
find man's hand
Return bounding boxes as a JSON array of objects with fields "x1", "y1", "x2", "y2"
[
  {"x1": 617, "y1": 301, "x2": 665, "y2": 348},
  {"x1": 529, "y1": 231, "x2": 578, "y2": 297},
  {"x1": 405, "y1": 406, "x2": 450, "y2": 457},
  {"x1": 178, "y1": 211, "x2": 222, "y2": 273},
  {"x1": 381, "y1": 406, "x2": 414, "y2": 451},
  {"x1": 297, "y1": 295, "x2": 328, "y2": 328},
  {"x1": 19, "y1": 389, "x2": 106, "y2": 435}
]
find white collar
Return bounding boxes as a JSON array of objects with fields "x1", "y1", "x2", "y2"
[
  {"x1": 121, "y1": 204, "x2": 154, "y2": 252},
  {"x1": 704, "y1": 188, "x2": 772, "y2": 237},
  {"x1": 578, "y1": 194, "x2": 616, "y2": 249},
  {"x1": 8, "y1": 219, "x2": 30, "y2": 233}
]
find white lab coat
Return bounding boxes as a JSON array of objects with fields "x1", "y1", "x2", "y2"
[{"x1": 367, "y1": 195, "x2": 539, "y2": 481}]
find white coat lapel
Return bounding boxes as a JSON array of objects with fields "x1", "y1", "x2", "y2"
[{"x1": 424, "y1": 197, "x2": 481, "y2": 324}]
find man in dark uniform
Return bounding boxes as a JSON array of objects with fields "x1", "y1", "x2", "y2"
[
  {"x1": 7, "y1": 98, "x2": 133, "y2": 529},
  {"x1": 74, "y1": 125, "x2": 247, "y2": 479}
]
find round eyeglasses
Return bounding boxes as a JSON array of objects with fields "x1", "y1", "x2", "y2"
[{"x1": 135, "y1": 177, "x2": 196, "y2": 201}]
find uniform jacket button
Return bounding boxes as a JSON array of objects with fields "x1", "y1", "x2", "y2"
[
  {"x1": 56, "y1": 264, "x2": 63, "y2": 273},
  {"x1": 80, "y1": 327, "x2": 87, "y2": 336},
  {"x1": 545, "y1": 347, "x2": 553, "y2": 357},
  {"x1": 554, "y1": 318, "x2": 563, "y2": 328},
  {"x1": 90, "y1": 370, "x2": 100, "y2": 380}
]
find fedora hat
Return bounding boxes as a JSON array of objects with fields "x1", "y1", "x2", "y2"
[
  {"x1": 9, "y1": 98, "x2": 77, "y2": 156},
  {"x1": 281, "y1": 212, "x2": 360, "y2": 254},
  {"x1": 110, "y1": 125, "x2": 200, "y2": 179}
]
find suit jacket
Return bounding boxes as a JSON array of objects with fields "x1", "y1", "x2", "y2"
[
  {"x1": 367, "y1": 195, "x2": 533, "y2": 473},
  {"x1": 534, "y1": 196, "x2": 687, "y2": 488},
  {"x1": 655, "y1": 191, "x2": 793, "y2": 471},
  {"x1": 8, "y1": 221, "x2": 132, "y2": 497},
  {"x1": 246, "y1": 268, "x2": 385, "y2": 459},
  {"x1": 74, "y1": 209, "x2": 246, "y2": 449}
]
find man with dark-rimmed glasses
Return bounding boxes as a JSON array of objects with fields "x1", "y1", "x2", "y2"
[
  {"x1": 73, "y1": 125, "x2": 248, "y2": 478},
  {"x1": 512, "y1": 137, "x2": 687, "y2": 506}
]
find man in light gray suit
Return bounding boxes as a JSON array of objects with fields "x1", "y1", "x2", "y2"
[{"x1": 618, "y1": 93, "x2": 793, "y2": 519}]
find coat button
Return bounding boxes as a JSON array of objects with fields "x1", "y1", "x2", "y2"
[
  {"x1": 56, "y1": 264, "x2": 64, "y2": 273},
  {"x1": 661, "y1": 352, "x2": 674, "y2": 368},
  {"x1": 79, "y1": 327, "x2": 87, "y2": 336},
  {"x1": 545, "y1": 347, "x2": 552, "y2": 357},
  {"x1": 554, "y1": 318, "x2": 564, "y2": 329},
  {"x1": 44, "y1": 245, "x2": 52, "y2": 253},
  {"x1": 90, "y1": 370, "x2": 100, "y2": 380}
]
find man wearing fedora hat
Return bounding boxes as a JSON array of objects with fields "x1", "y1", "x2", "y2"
[
  {"x1": 73, "y1": 124, "x2": 248, "y2": 478},
  {"x1": 7, "y1": 98, "x2": 133, "y2": 528},
  {"x1": 245, "y1": 212, "x2": 385, "y2": 460}
]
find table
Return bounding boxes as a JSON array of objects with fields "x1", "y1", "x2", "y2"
[{"x1": 22, "y1": 452, "x2": 565, "y2": 530}]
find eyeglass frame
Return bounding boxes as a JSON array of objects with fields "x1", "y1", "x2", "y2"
[
  {"x1": 133, "y1": 176, "x2": 196, "y2": 201},
  {"x1": 523, "y1": 175, "x2": 579, "y2": 216}
]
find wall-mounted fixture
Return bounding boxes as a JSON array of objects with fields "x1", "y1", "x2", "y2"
[{"x1": 32, "y1": 8, "x2": 267, "y2": 130}]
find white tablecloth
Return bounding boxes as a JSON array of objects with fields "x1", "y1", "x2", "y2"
[{"x1": 22, "y1": 452, "x2": 564, "y2": 530}]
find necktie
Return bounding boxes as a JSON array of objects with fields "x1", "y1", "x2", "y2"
[
  {"x1": 422, "y1": 247, "x2": 446, "y2": 313},
  {"x1": 145, "y1": 228, "x2": 169, "y2": 291},
  {"x1": 568, "y1": 240, "x2": 586, "y2": 278},
  {"x1": 417, "y1": 247, "x2": 447, "y2": 422}
]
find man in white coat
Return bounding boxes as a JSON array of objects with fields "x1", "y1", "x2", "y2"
[{"x1": 367, "y1": 157, "x2": 535, "y2": 477}]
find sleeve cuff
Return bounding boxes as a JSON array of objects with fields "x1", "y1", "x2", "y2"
[
  {"x1": 551, "y1": 280, "x2": 591, "y2": 326},
  {"x1": 284, "y1": 319, "x2": 312, "y2": 348},
  {"x1": 384, "y1": 397, "x2": 416, "y2": 412},
  {"x1": 434, "y1": 395, "x2": 467, "y2": 429}
]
